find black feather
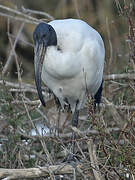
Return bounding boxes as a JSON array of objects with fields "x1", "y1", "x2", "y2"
[{"x1": 94, "y1": 81, "x2": 103, "y2": 110}]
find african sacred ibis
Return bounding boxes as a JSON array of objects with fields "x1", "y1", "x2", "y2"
[{"x1": 33, "y1": 19, "x2": 105, "y2": 159}]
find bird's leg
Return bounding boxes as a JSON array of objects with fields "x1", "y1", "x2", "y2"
[
  {"x1": 63, "y1": 101, "x2": 79, "y2": 162},
  {"x1": 54, "y1": 94, "x2": 61, "y2": 110},
  {"x1": 71, "y1": 108, "x2": 79, "y2": 155}
]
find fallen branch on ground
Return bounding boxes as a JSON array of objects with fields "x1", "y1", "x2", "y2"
[{"x1": 0, "y1": 164, "x2": 75, "y2": 180}]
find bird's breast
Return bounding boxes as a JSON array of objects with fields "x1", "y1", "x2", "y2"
[{"x1": 43, "y1": 46, "x2": 82, "y2": 79}]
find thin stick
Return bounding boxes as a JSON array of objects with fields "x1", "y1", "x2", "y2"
[
  {"x1": 0, "y1": 80, "x2": 49, "y2": 97},
  {"x1": 102, "y1": 97, "x2": 123, "y2": 127},
  {"x1": 106, "y1": 17, "x2": 113, "y2": 68},
  {"x1": 0, "y1": 12, "x2": 38, "y2": 24},
  {"x1": 101, "y1": 103, "x2": 135, "y2": 111},
  {"x1": 73, "y1": 0, "x2": 81, "y2": 18},
  {"x1": 7, "y1": 20, "x2": 22, "y2": 84},
  {"x1": 23, "y1": 99, "x2": 53, "y2": 165},
  {"x1": 0, "y1": 5, "x2": 40, "y2": 23},
  {"x1": 87, "y1": 139, "x2": 104, "y2": 180},
  {"x1": 22, "y1": 6, "x2": 54, "y2": 21},
  {"x1": 2, "y1": 22, "x2": 25, "y2": 75},
  {"x1": 104, "y1": 73, "x2": 135, "y2": 80},
  {"x1": 7, "y1": 32, "x2": 33, "y2": 47}
]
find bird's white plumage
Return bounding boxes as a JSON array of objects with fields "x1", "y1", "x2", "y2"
[{"x1": 41, "y1": 19, "x2": 105, "y2": 112}]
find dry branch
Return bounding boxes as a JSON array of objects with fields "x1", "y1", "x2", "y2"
[
  {"x1": 101, "y1": 103, "x2": 135, "y2": 111},
  {"x1": 18, "y1": 127, "x2": 121, "y2": 141},
  {"x1": 2, "y1": 23, "x2": 25, "y2": 75},
  {"x1": 87, "y1": 139, "x2": 104, "y2": 180},
  {"x1": 22, "y1": 7, "x2": 54, "y2": 21},
  {"x1": 103, "y1": 97, "x2": 123, "y2": 126},
  {"x1": 11, "y1": 99, "x2": 41, "y2": 106},
  {"x1": 0, "y1": 164, "x2": 75, "y2": 179},
  {"x1": 0, "y1": 80, "x2": 35, "y2": 89},
  {"x1": 104, "y1": 73, "x2": 135, "y2": 80},
  {"x1": 0, "y1": 12, "x2": 38, "y2": 24},
  {"x1": 0, "y1": 5, "x2": 40, "y2": 23},
  {"x1": 0, "y1": 80, "x2": 48, "y2": 96},
  {"x1": 0, "y1": 5, "x2": 54, "y2": 25},
  {"x1": 7, "y1": 32, "x2": 33, "y2": 47}
]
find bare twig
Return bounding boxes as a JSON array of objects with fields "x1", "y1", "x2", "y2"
[
  {"x1": 87, "y1": 139, "x2": 104, "y2": 180},
  {"x1": 22, "y1": 99, "x2": 53, "y2": 166},
  {"x1": 0, "y1": 80, "x2": 35, "y2": 89},
  {"x1": 0, "y1": 5, "x2": 54, "y2": 25},
  {"x1": 104, "y1": 73, "x2": 135, "y2": 80},
  {"x1": 76, "y1": 165, "x2": 88, "y2": 180},
  {"x1": 114, "y1": 0, "x2": 123, "y2": 15},
  {"x1": 102, "y1": 97, "x2": 123, "y2": 126},
  {"x1": 7, "y1": 32, "x2": 33, "y2": 47},
  {"x1": 101, "y1": 103, "x2": 135, "y2": 111},
  {"x1": 35, "y1": 107, "x2": 50, "y2": 127},
  {"x1": 73, "y1": 0, "x2": 81, "y2": 18},
  {"x1": 0, "y1": 12, "x2": 38, "y2": 24},
  {"x1": 7, "y1": 19, "x2": 23, "y2": 85},
  {"x1": 0, "y1": 80, "x2": 49, "y2": 96},
  {"x1": 11, "y1": 99, "x2": 41, "y2": 105},
  {"x1": 2, "y1": 22, "x2": 25, "y2": 75},
  {"x1": 9, "y1": 88, "x2": 38, "y2": 94},
  {"x1": 106, "y1": 17, "x2": 113, "y2": 68},
  {"x1": 22, "y1": 6, "x2": 54, "y2": 21},
  {"x1": 0, "y1": 5, "x2": 40, "y2": 23}
]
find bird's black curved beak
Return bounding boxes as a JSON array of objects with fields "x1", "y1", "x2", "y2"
[{"x1": 34, "y1": 41, "x2": 47, "y2": 107}]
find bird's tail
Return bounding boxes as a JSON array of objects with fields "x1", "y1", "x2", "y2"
[{"x1": 94, "y1": 80, "x2": 103, "y2": 111}]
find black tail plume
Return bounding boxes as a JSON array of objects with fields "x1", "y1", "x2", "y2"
[{"x1": 94, "y1": 81, "x2": 103, "y2": 110}]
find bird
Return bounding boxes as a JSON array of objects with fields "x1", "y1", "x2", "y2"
[{"x1": 33, "y1": 18, "x2": 105, "y2": 161}]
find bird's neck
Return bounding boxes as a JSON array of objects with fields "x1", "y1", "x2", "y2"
[{"x1": 43, "y1": 45, "x2": 60, "y2": 74}]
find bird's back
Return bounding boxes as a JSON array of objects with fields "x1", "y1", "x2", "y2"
[{"x1": 49, "y1": 19, "x2": 104, "y2": 53}]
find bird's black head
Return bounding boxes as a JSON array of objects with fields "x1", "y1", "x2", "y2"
[
  {"x1": 33, "y1": 23, "x2": 57, "y2": 107},
  {"x1": 33, "y1": 23, "x2": 57, "y2": 47}
]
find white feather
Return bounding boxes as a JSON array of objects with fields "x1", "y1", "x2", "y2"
[{"x1": 41, "y1": 19, "x2": 105, "y2": 112}]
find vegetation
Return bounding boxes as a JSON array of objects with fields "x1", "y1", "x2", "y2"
[{"x1": 0, "y1": 0, "x2": 135, "y2": 179}]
